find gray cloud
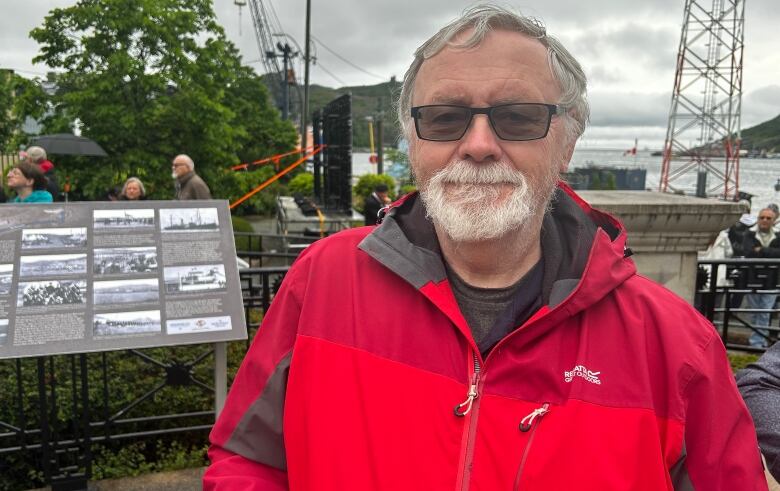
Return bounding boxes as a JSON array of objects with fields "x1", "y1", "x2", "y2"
[
  {"x1": 2, "y1": 0, "x2": 777, "y2": 147},
  {"x1": 588, "y1": 91, "x2": 671, "y2": 127},
  {"x1": 742, "y1": 85, "x2": 780, "y2": 127}
]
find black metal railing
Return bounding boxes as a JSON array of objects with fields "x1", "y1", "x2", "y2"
[{"x1": 696, "y1": 257, "x2": 780, "y2": 352}]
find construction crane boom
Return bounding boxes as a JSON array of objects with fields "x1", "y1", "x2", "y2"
[{"x1": 246, "y1": 0, "x2": 286, "y2": 102}]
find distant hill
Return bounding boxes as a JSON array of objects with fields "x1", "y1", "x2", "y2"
[
  {"x1": 292, "y1": 78, "x2": 780, "y2": 155},
  {"x1": 741, "y1": 114, "x2": 780, "y2": 153},
  {"x1": 308, "y1": 79, "x2": 402, "y2": 150}
]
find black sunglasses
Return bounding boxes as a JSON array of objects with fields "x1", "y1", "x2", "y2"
[{"x1": 410, "y1": 103, "x2": 565, "y2": 142}]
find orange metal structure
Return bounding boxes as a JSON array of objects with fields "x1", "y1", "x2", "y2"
[{"x1": 229, "y1": 145, "x2": 325, "y2": 210}]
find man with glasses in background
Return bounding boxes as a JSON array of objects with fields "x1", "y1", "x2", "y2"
[
  {"x1": 171, "y1": 154, "x2": 211, "y2": 200},
  {"x1": 205, "y1": 5, "x2": 766, "y2": 490}
]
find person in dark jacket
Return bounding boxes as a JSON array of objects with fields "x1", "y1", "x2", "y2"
[
  {"x1": 363, "y1": 184, "x2": 390, "y2": 225},
  {"x1": 730, "y1": 213, "x2": 757, "y2": 257},
  {"x1": 172, "y1": 154, "x2": 211, "y2": 200},
  {"x1": 26, "y1": 146, "x2": 59, "y2": 201},
  {"x1": 738, "y1": 344, "x2": 780, "y2": 482},
  {"x1": 743, "y1": 207, "x2": 780, "y2": 348}
]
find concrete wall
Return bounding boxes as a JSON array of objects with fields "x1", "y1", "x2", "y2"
[{"x1": 579, "y1": 191, "x2": 747, "y2": 303}]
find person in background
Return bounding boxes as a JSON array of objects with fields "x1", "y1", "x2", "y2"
[
  {"x1": 172, "y1": 154, "x2": 211, "y2": 200},
  {"x1": 120, "y1": 177, "x2": 146, "y2": 200},
  {"x1": 725, "y1": 213, "x2": 756, "y2": 309},
  {"x1": 730, "y1": 213, "x2": 757, "y2": 257},
  {"x1": 25, "y1": 146, "x2": 59, "y2": 201},
  {"x1": 743, "y1": 206, "x2": 780, "y2": 348},
  {"x1": 204, "y1": 5, "x2": 766, "y2": 490},
  {"x1": 105, "y1": 186, "x2": 121, "y2": 201},
  {"x1": 363, "y1": 183, "x2": 390, "y2": 225},
  {"x1": 738, "y1": 344, "x2": 780, "y2": 482},
  {"x1": 6, "y1": 162, "x2": 53, "y2": 203}
]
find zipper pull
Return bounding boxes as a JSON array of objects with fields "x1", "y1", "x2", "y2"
[
  {"x1": 519, "y1": 403, "x2": 550, "y2": 432},
  {"x1": 454, "y1": 374, "x2": 479, "y2": 417}
]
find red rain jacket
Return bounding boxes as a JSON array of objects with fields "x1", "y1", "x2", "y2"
[{"x1": 205, "y1": 185, "x2": 767, "y2": 490}]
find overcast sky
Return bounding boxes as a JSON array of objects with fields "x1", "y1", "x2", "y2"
[{"x1": 2, "y1": 0, "x2": 778, "y2": 149}]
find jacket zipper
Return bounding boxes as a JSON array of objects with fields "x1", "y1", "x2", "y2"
[
  {"x1": 454, "y1": 353, "x2": 480, "y2": 416},
  {"x1": 513, "y1": 403, "x2": 550, "y2": 491},
  {"x1": 454, "y1": 352, "x2": 482, "y2": 491}
]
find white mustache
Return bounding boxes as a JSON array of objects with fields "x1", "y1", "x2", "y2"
[{"x1": 431, "y1": 160, "x2": 525, "y2": 185}]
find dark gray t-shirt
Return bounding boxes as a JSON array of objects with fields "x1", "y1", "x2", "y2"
[{"x1": 446, "y1": 260, "x2": 544, "y2": 356}]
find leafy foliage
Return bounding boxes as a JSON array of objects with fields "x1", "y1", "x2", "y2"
[
  {"x1": 28, "y1": 0, "x2": 297, "y2": 206},
  {"x1": 288, "y1": 172, "x2": 314, "y2": 197},
  {"x1": 0, "y1": 70, "x2": 47, "y2": 153},
  {"x1": 728, "y1": 352, "x2": 759, "y2": 372}
]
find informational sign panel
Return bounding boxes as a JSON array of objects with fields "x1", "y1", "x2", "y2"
[{"x1": 0, "y1": 200, "x2": 247, "y2": 359}]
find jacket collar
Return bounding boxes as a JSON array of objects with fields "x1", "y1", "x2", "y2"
[{"x1": 359, "y1": 182, "x2": 636, "y2": 320}]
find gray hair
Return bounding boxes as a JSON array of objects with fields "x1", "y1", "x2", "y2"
[
  {"x1": 397, "y1": 4, "x2": 589, "y2": 142},
  {"x1": 26, "y1": 146, "x2": 47, "y2": 163},
  {"x1": 173, "y1": 154, "x2": 194, "y2": 170},
  {"x1": 122, "y1": 177, "x2": 146, "y2": 197}
]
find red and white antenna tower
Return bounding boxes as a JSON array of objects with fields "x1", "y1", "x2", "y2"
[{"x1": 659, "y1": 0, "x2": 745, "y2": 199}]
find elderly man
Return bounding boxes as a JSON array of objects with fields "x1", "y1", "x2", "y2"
[
  {"x1": 172, "y1": 154, "x2": 211, "y2": 200},
  {"x1": 742, "y1": 206, "x2": 780, "y2": 348},
  {"x1": 204, "y1": 5, "x2": 766, "y2": 490}
]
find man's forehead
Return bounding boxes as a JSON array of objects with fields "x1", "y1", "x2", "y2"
[{"x1": 412, "y1": 29, "x2": 556, "y2": 105}]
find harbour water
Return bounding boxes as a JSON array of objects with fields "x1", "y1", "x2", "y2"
[{"x1": 353, "y1": 149, "x2": 780, "y2": 215}]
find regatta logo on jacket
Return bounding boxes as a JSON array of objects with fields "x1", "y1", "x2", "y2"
[{"x1": 564, "y1": 365, "x2": 602, "y2": 385}]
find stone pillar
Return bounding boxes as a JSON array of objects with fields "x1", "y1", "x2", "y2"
[{"x1": 579, "y1": 191, "x2": 747, "y2": 304}]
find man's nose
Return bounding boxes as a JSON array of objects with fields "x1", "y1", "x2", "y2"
[{"x1": 456, "y1": 114, "x2": 502, "y2": 163}]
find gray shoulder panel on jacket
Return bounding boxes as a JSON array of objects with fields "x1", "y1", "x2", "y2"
[
  {"x1": 358, "y1": 217, "x2": 446, "y2": 290},
  {"x1": 669, "y1": 443, "x2": 696, "y2": 491},
  {"x1": 223, "y1": 351, "x2": 292, "y2": 470}
]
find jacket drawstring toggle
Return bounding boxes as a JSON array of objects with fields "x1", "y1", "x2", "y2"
[
  {"x1": 519, "y1": 403, "x2": 550, "y2": 432},
  {"x1": 454, "y1": 382, "x2": 478, "y2": 417}
]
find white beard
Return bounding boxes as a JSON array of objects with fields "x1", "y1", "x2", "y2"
[{"x1": 418, "y1": 159, "x2": 558, "y2": 242}]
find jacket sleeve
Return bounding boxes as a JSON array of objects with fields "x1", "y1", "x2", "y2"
[
  {"x1": 737, "y1": 343, "x2": 780, "y2": 482},
  {"x1": 757, "y1": 244, "x2": 780, "y2": 258},
  {"x1": 677, "y1": 331, "x2": 768, "y2": 490},
  {"x1": 203, "y1": 260, "x2": 306, "y2": 490}
]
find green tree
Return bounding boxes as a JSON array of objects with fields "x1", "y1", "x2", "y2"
[
  {"x1": 288, "y1": 172, "x2": 314, "y2": 197},
  {"x1": 30, "y1": 0, "x2": 296, "y2": 204},
  {"x1": 0, "y1": 70, "x2": 47, "y2": 153}
]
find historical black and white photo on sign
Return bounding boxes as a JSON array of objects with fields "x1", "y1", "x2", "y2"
[
  {"x1": 164, "y1": 264, "x2": 226, "y2": 294},
  {"x1": 20, "y1": 254, "x2": 87, "y2": 277},
  {"x1": 0, "y1": 319, "x2": 7, "y2": 346},
  {"x1": 160, "y1": 208, "x2": 219, "y2": 233},
  {"x1": 0, "y1": 264, "x2": 12, "y2": 295},
  {"x1": 93, "y1": 278, "x2": 160, "y2": 305},
  {"x1": 17, "y1": 280, "x2": 87, "y2": 307},
  {"x1": 93, "y1": 209, "x2": 155, "y2": 229},
  {"x1": 94, "y1": 247, "x2": 158, "y2": 275},
  {"x1": 93, "y1": 310, "x2": 161, "y2": 336},
  {"x1": 21, "y1": 227, "x2": 87, "y2": 250}
]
